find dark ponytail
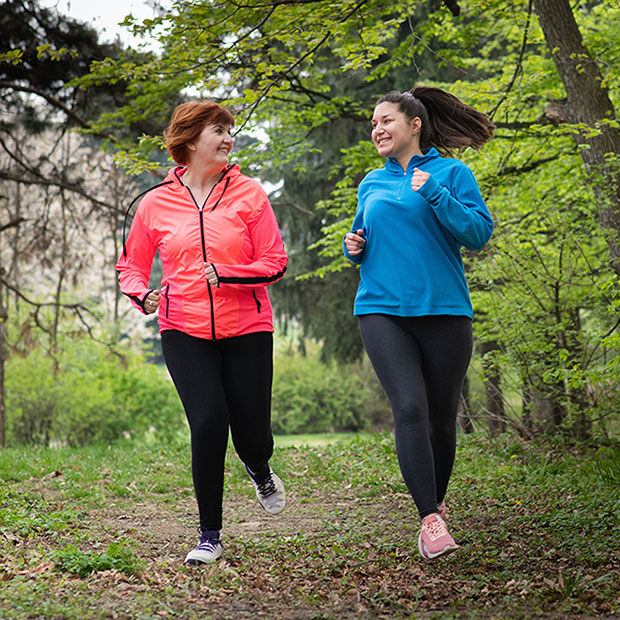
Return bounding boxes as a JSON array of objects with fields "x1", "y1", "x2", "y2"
[{"x1": 376, "y1": 87, "x2": 495, "y2": 157}]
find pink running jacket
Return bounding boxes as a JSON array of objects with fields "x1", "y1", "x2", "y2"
[{"x1": 116, "y1": 164, "x2": 288, "y2": 340}]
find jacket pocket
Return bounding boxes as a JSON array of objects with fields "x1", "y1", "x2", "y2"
[{"x1": 252, "y1": 289, "x2": 262, "y2": 314}]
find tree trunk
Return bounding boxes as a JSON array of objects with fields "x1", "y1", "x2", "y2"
[
  {"x1": 458, "y1": 374, "x2": 474, "y2": 433},
  {"x1": 480, "y1": 340, "x2": 506, "y2": 436},
  {"x1": 0, "y1": 279, "x2": 7, "y2": 447},
  {"x1": 528, "y1": 384, "x2": 566, "y2": 434},
  {"x1": 534, "y1": 0, "x2": 620, "y2": 276}
]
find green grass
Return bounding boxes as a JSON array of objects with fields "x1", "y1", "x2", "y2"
[
  {"x1": 274, "y1": 432, "x2": 372, "y2": 447},
  {"x1": 0, "y1": 432, "x2": 618, "y2": 619}
]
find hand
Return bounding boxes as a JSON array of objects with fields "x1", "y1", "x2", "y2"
[
  {"x1": 411, "y1": 167, "x2": 430, "y2": 192},
  {"x1": 204, "y1": 263, "x2": 219, "y2": 287},
  {"x1": 344, "y1": 229, "x2": 366, "y2": 256},
  {"x1": 144, "y1": 290, "x2": 160, "y2": 314}
]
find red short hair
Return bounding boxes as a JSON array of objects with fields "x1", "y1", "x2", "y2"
[{"x1": 164, "y1": 101, "x2": 235, "y2": 165}]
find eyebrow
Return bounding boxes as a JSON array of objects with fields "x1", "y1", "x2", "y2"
[{"x1": 371, "y1": 114, "x2": 393, "y2": 125}]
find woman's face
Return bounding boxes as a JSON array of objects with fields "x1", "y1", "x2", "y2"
[
  {"x1": 187, "y1": 121, "x2": 234, "y2": 169},
  {"x1": 371, "y1": 101, "x2": 420, "y2": 162}
]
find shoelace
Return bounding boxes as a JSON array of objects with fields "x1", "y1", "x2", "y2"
[
  {"x1": 197, "y1": 537, "x2": 221, "y2": 551},
  {"x1": 256, "y1": 475, "x2": 277, "y2": 498},
  {"x1": 424, "y1": 517, "x2": 449, "y2": 541}
]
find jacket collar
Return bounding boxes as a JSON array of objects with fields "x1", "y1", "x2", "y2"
[
  {"x1": 384, "y1": 147, "x2": 440, "y2": 174},
  {"x1": 167, "y1": 163, "x2": 240, "y2": 189}
]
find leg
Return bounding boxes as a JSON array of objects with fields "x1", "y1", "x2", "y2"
[
  {"x1": 358, "y1": 314, "x2": 438, "y2": 519},
  {"x1": 414, "y1": 316, "x2": 473, "y2": 505},
  {"x1": 220, "y1": 331, "x2": 275, "y2": 471},
  {"x1": 219, "y1": 331, "x2": 285, "y2": 515},
  {"x1": 161, "y1": 330, "x2": 229, "y2": 532}
]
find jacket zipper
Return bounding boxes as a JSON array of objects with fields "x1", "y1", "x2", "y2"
[
  {"x1": 199, "y1": 207, "x2": 217, "y2": 340},
  {"x1": 186, "y1": 168, "x2": 233, "y2": 341},
  {"x1": 397, "y1": 169, "x2": 408, "y2": 201}
]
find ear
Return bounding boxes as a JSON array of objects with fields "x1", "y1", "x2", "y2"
[
  {"x1": 187, "y1": 142, "x2": 197, "y2": 152},
  {"x1": 411, "y1": 116, "x2": 422, "y2": 134}
]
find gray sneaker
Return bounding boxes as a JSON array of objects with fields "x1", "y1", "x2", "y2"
[
  {"x1": 185, "y1": 529, "x2": 223, "y2": 565},
  {"x1": 247, "y1": 466, "x2": 286, "y2": 515}
]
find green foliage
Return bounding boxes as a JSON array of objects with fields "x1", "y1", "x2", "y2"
[
  {"x1": 468, "y1": 133, "x2": 620, "y2": 435},
  {"x1": 0, "y1": 486, "x2": 78, "y2": 537},
  {"x1": 53, "y1": 541, "x2": 142, "y2": 578},
  {"x1": 271, "y1": 346, "x2": 389, "y2": 434},
  {"x1": 14, "y1": 0, "x2": 617, "y2": 438},
  {"x1": 6, "y1": 338, "x2": 184, "y2": 446}
]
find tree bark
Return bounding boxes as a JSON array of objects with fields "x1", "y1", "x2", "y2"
[
  {"x1": 480, "y1": 340, "x2": 506, "y2": 436},
  {"x1": 534, "y1": 0, "x2": 620, "y2": 276},
  {"x1": 457, "y1": 375, "x2": 474, "y2": 433}
]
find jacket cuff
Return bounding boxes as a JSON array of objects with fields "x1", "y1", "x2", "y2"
[{"x1": 416, "y1": 175, "x2": 441, "y2": 202}]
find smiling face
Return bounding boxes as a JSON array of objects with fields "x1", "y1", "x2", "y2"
[
  {"x1": 371, "y1": 101, "x2": 421, "y2": 168},
  {"x1": 187, "y1": 122, "x2": 234, "y2": 171}
]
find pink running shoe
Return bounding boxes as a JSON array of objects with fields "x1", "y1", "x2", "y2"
[{"x1": 418, "y1": 513, "x2": 459, "y2": 559}]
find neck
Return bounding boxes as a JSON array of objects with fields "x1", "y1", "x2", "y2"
[
  {"x1": 396, "y1": 148, "x2": 423, "y2": 171},
  {"x1": 182, "y1": 164, "x2": 227, "y2": 191}
]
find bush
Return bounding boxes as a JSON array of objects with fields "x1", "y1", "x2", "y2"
[
  {"x1": 271, "y1": 348, "x2": 390, "y2": 434},
  {"x1": 6, "y1": 337, "x2": 391, "y2": 445},
  {"x1": 6, "y1": 338, "x2": 184, "y2": 446}
]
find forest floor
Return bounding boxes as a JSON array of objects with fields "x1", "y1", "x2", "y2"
[{"x1": 0, "y1": 433, "x2": 618, "y2": 619}]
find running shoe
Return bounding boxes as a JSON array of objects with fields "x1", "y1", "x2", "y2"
[
  {"x1": 247, "y1": 465, "x2": 286, "y2": 515},
  {"x1": 185, "y1": 529, "x2": 223, "y2": 565},
  {"x1": 418, "y1": 513, "x2": 458, "y2": 560}
]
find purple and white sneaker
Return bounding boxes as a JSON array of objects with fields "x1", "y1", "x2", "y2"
[{"x1": 185, "y1": 529, "x2": 223, "y2": 565}]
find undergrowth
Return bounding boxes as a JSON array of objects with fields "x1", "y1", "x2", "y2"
[{"x1": 0, "y1": 432, "x2": 617, "y2": 619}]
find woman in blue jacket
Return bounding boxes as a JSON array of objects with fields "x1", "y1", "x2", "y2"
[{"x1": 344, "y1": 87, "x2": 494, "y2": 559}]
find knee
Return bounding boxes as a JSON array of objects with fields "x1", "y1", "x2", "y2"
[{"x1": 430, "y1": 420, "x2": 456, "y2": 444}]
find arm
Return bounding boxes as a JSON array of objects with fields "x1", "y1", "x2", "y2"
[
  {"x1": 343, "y1": 189, "x2": 366, "y2": 265},
  {"x1": 414, "y1": 166, "x2": 493, "y2": 250},
  {"x1": 115, "y1": 210, "x2": 158, "y2": 314},
  {"x1": 213, "y1": 199, "x2": 288, "y2": 287}
]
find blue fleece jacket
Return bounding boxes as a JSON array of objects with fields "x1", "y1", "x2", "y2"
[{"x1": 343, "y1": 148, "x2": 493, "y2": 319}]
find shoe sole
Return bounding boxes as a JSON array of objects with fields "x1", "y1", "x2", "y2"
[
  {"x1": 185, "y1": 548, "x2": 223, "y2": 565},
  {"x1": 417, "y1": 533, "x2": 459, "y2": 560}
]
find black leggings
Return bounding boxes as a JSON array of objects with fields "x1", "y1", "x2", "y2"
[
  {"x1": 161, "y1": 329, "x2": 275, "y2": 531},
  {"x1": 358, "y1": 314, "x2": 473, "y2": 520}
]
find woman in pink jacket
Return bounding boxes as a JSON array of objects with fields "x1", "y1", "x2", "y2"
[{"x1": 116, "y1": 100, "x2": 288, "y2": 565}]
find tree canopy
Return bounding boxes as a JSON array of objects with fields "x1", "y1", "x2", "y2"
[{"x1": 2, "y1": 0, "x2": 619, "y2": 441}]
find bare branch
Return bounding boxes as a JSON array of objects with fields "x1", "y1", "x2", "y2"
[
  {"x1": 0, "y1": 217, "x2": 27, "y2": 233},
  {"x1": 0, "y1": 170, "x2": 120, "y2": 215},
  {"x1": 488, "y1": 0, "x2": 534, "y2": 120},
  {"x1": 0, "y1": 80, "x2": 118, "y2": 143}
]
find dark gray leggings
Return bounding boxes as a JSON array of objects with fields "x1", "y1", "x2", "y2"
[
  {"x1": 161, "y1": 329, "x2": 274, "y2": 531},
  {"x1": 358, "y1": 314, "x2": 473, "y2": 519}
]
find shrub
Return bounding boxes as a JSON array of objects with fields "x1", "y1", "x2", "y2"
[
  {"x1": 6, "y1": 338, "x2": 184, "y2": 446},
  {"x1": 271, "y1": 348, "x2": 390, "y2": 434}
]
